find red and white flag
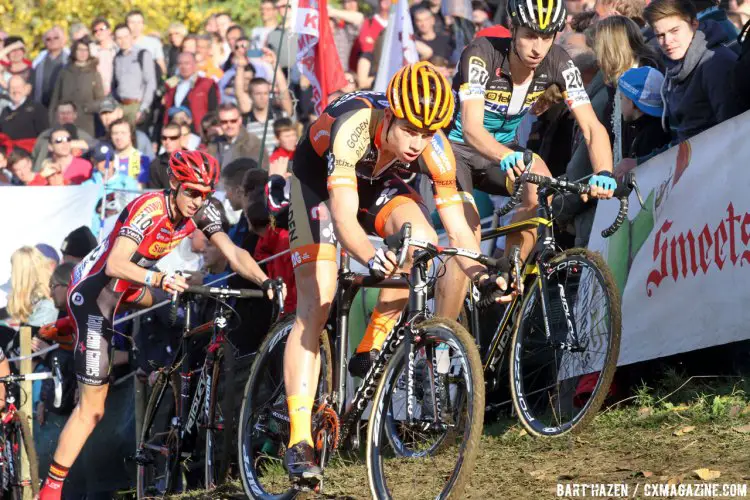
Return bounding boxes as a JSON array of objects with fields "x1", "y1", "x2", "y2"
[
  {"x1": 373, "y1": 0, "x2": 419, "y2": 93},
  {"x1": 294, "y1": 0, "x2": 348, "y2": 114}
]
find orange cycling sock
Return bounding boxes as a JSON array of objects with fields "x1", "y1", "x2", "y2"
[
  {"x1": 356, "y1": 308, "x2": 400, "y2": 354},
  {"x1": 287, "y1": 394, "x2": 314, "y2": 447},
  {"x1": 39, "y1": 460, "x2": 69, "y2": 500}
]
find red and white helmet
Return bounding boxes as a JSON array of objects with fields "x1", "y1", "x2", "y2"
[{"x1": 169, "y1": 150, "x2": 220, "y2": 193}]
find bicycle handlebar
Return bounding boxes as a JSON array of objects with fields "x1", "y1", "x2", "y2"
[{"x1": 495, "y1": 156, "x2": 643, "y2": 238}]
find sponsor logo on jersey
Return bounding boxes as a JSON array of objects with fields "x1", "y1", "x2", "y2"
[
  {"x1": 314, "y1": 128, "x2": 330, "y2": 142},
  {"x1": 71, "y1": 292, "x2": 84, "y2": 306},
  {"x1": 148, "y1": 239, "x2": 182, "y2": 256},
  {"x1": 346, "y1": 120, "x2": 370, "y2": 150},
  {"x1": 327, "y1": 153, "x2": 336, "y2": 176},
  {"x1": 85, "y1": 315, "x2": 104, "y2": 378},
  {"x1": 130, "y1": 196, "x2": 164, "y2": 220},
  {"x1": 468, "y1": 56, "x2": 489, "y2": 86}
]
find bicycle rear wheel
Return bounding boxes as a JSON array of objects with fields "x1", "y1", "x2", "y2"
[
  {"x1": 367, "y1": 318, "x2": 484, "y2": 499},
  {"x1": 509, "y1": 248, "x2": 621, "y2": 437},
  {"x1": 8, "y1": 413, "x2": 38, "y2": 500},
  {"x1": 238, "y1": 315, "x2": 332, "y2": 500},
  {"x1": 136, "y1": 370, "x2": 186, "y2": 498}
]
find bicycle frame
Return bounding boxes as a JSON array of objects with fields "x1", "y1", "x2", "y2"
[
  {"x1": 330, "y1": 249, "x2": 436, "y2": 443},
  {"x1": 471, "y1": 185, "x2": 577, "y2": 385}
]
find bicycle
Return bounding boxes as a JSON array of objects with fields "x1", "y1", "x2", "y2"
[
  {"x1": 238, "y1": 224, "x2": 501, "y2": 499},
  {"x1": 458, "y1": 153, "x2": 643, "y2": 437},
  {"x1": 135, "y1": 281, "x2": 284, "y2": 498},
  {"x1": 0, "y1": 366, "x2": 63, "y2": 500}
]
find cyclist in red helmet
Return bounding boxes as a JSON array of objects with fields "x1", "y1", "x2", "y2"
[{"x1": 37, "y1": 150, "x2": 285, "y2": 500}]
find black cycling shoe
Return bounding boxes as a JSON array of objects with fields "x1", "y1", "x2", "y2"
[
  {"x1": 348, "y1": 350, "x2": 379, "y2": 378},
  {"x1": 284, "y1": 442, "x2": 323, "y2": 488}
]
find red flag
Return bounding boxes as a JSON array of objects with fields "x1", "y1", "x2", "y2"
[{"x1": 295, "y1": 0, "x2": 348, "y2": 114}]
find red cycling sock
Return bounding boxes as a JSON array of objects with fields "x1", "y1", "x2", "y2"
[{"x1": 39, "y1": 460, "x2": 69, "y2": 500}]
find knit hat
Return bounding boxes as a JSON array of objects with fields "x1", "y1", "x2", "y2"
[
  {"x1": 35, "y1": 243, "x2": 60, "y2": 264},
  {"x1": 60, "y1": 226, "x2": 97, "y2": 259},
  {"x1": 618, "y1": 66, "x2": 665, "y2": 118}
]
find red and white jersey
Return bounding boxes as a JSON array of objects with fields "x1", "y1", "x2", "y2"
[{"x1": 71, "y1": 190, "x2": 225, "y2": 295}]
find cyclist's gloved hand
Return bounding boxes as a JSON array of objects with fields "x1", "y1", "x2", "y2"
[
  {"x1": 588, "y1": 171, "x2": 617, "y2": 200},
  {"x1": 499, "y1": 151, "x2": 525, "y2": 172},
  {"x1": 368, "y1": 247, "x2": 398, "y2": 278},
  {"x1": 475, "y1": 273, "x2": 511, "y2": 307},
  {"x1": 261, "y1": 278, "x2": 287, "y2": 302}
]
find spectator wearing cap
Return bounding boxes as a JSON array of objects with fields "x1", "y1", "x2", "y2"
[
  {"x1": 615, "y1": 67, "x2": 672, "y2": 175},
  {"x1": 168, "y1": 109, "x2": 202, "y2": 151},
  {"x1": 98, "y1": 97, "x2": 155, "y2": 160},
  {"x1": 31, "y1": 26, "x2": 69, "y2": 109},
  {"x1": 32, "y1": 102, "x2": 94, "y2": 172},
  {"x1": 112, "y1": 23, "x2": 157, "y2": 128},
  {"x1": 162, "y1": 51, "x2": 219, "y2": 135},
  {"x1": 8, "y1": 149, "x2": 46, "y2": 185},
  {"x1": 0, "y1": 75, "x2": 49, "y2": 151},
  {"x1": 60, "y1": 226, "x2": 97, "y2": 264},
  {"x1": 694, "y1": 0, "x2": 740, "y2": 42},
  {"x1": 90, "y1": 17, "x2": 117, "y2": 95},
  {"x1": 48, "y1": 39, "x2": 105, "y2": 136},
  {"x1": 645, "y1": 0, "x2": 739, "y2": 142},
  {"x1": 35, "y1": 244, "x2": 60, "y2": 271},
  {"x1": 0, "y1": 36, "x2": 32, "y2": 89},
  {"x1": 39, "y1": 126, "x2": 93, "y2": 185},
  {"x1": 148, "y1": 122, "x2": 182, "y2": 189}
]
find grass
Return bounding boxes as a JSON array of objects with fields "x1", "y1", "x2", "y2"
[{"x1": 159, "y1": 370, "x2": 750, "y2": 499}]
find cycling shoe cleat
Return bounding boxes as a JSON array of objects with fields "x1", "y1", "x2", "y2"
[{"x1": 285, "y1": 442, "x2": 323, "y2": 488}]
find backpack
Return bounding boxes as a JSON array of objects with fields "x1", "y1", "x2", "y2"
[{"x1": 733, "y1": 19, "x2": 750, "y2": 114}]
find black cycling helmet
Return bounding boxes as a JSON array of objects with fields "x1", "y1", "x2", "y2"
[{"x1": 508, "y1": 0, "x2": 567, "y2": 34}]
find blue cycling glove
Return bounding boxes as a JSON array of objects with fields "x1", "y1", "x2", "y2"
[
  {"x1": 588, "y1": 171, "x2": 617, "y2": 192},
  {"x1": 499, "y1": 151, "x2": 525, "y2": 172}
]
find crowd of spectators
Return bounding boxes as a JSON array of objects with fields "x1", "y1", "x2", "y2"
[{"x1": 0, "y1": 0, "x2": 748, "y2": 495}]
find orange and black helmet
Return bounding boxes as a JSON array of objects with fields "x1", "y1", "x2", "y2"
[
  {"x1": 169, "y1": 150, "x2": 220, "y2": 193},
  {"x1": 386, "y1": 61, "x2": 455, "y2": 132}
]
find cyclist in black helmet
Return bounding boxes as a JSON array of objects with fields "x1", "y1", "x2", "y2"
[{"x1": 436, "y1": 0, "x2": 617, "y2": 320}]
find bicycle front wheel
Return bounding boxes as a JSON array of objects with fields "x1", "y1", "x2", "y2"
[
  {"x1": 509, "y1": 248, "x2": 622, "y2": 437},
  {"x1": 136, "y1": 370, "x2": 186, "y2": 498},
  {"x1": 367, "y1": 318, "x2": 484, "y2": 499},
  {"x1": 238, "y1": 315, "x2": 332, "y2": 500}
]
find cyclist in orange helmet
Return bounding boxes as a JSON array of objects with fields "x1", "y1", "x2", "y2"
[{"x1": 278, "y1": 61, "x2": 508, "y2": 487}]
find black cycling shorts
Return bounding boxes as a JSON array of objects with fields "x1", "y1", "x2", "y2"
[
  {"x1": 451, "y1": 140, "x2": 521, "y2": 197},
  {"x1": 67, "y1": 277, "x2": 119, "y2": 386}
]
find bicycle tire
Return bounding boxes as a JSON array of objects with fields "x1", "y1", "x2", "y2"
[
  {"x1": 509, "y1": 248, "x2": 621, "y2": 437},
  {"x1": 238, "y1": 315, "x2": 333, "y2": 500},
  {"x1": 367, "y1": 317, "x2": 484, "y2": 499},
  {"x1": 204, "y1": 349, "x2": 224, "y2": 490},
  {"x1": 136, "y1": 370, "x2": 186, "y2": 498}
]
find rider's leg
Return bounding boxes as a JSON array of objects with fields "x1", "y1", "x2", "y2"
[
  {"x1": 353, "y1": 198, "x2": 438, "y2": 364},
  {"x1": 434, "y1": 200, "x2": 481, "y2": 320},
  {"x1": 38, "y1": 283, "x2": 117, "y2": 500},
  {"x1": 284, "y1": 257, "x2": 337, "y2": 449}
]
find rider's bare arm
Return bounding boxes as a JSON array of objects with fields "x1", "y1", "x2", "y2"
[
  {"x1": 209, "y1": 231, "x2": 269, "y2": 286},
  {"x1": 106, "y1": 236, "x2": 165, "y2": 286},
  {"x1": 571, "y1": 103, "x2": 614, "y2": 175},
  {"x1": 461, "y1": 98, "x2": 515, "y2": 163},
  {"x1": 330, "y1": 187, "x2": 378, "y2": 265}
]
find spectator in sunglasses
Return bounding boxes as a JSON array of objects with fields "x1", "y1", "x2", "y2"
[
  {"x1": 148, "y1": 122, "x2": 183, "y2": 189},
  {"x1": 207, "y1": 102, "x2": 267, "y2": 168},
  {"x1": 39, "y1": 126, "x2": 92, "y2": 185}
]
